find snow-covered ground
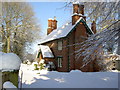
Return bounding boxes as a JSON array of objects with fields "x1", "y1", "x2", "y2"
[
  {"x1": 19, "y1": 64, "x2": 118, "y2": 88},
  {"x1": 3, "y1": 81, "x2": 17, "y2": 88}
]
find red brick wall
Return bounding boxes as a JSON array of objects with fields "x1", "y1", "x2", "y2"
[
  {"x1": 43, "y1": 38, "x2": 69, "y2": 72},
  {"x1": 74, "y1": 22, "x2": 87, "y2": 71},
  {"x1": 67, "y1": 30, "x2": 75, "y2": 71},
  {"x1": 41, "y1": 22, "x2": 100, "y2": 72},
  {"x1": 63, "y1": 22, "x2": 94, "y2": 72}
]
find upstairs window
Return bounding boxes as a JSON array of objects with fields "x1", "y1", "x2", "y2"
[
  {"x1": 57, "y1": 57, "x2": 63, "y2": 68},
  {"x1": 58, "y1": 40, "x2": 62, "y2": 50}
]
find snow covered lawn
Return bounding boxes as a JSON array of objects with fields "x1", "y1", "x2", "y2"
[{"x1": 19, "y1": 64, "x2": 118, "y2": 88}]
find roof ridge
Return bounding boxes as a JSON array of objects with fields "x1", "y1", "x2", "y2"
[{"x1": 38, "y1": 17, "x2": 93, "y2": 45}]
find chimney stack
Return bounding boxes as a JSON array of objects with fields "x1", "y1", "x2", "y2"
[
  {"x1": 73, "y1": 4, "x2": 79, "y2": 14},
  {"x1": 72, "y1": 3, "x2": 86, "y2": 25},
  {"x1": 79, "y1": 5, "x2": 84, "y2": 15},
  {"x1": 91, "y1": 21, "x2": 96, "y2": 34},
  {"x1": 52, "y1": 16, "x2": 57, "y2": 30},
  {"x1": 47, "y1": 17, "x2": 57, "y2": 35},
  {"x1": 47, "y1": 18, "x2": 53, "y2": 35}
]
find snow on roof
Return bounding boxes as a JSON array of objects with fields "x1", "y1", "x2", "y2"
[
  {"x1": 71, "y1": 13, "x2": 85, "y2": 17},
  {"x1": 48, "y1": 18, "x2": 53, "y2": 20},
  {"x1": 40, "y1": 45, "x2": 54, "y2": 58},
  {"x1": 73, "y1": 1, "x2": 79, "y2": 4},
  {"x1": 0, "y1": 52, "x2": 22, "y2": 71},
  {"x1": 39, "y1": 17, "x2": 83, "y2": 44}
]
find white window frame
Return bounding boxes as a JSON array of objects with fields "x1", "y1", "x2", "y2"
[{"x1": 57, "y1": 57, "x2": 62, "y2": 68}]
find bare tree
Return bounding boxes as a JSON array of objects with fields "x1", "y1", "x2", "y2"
[
  {"x1": 63, "y1": 1, "x2": 120, "y2": 31},
  {"x1": 75, "y1": 20, "x2": 120, "y2": 70},
  {"x1": 0, "y1": 2, "x2": 41, "y2": 59},
  {"x1": 63, "y1": 1, "x2": 120, "y2": 70}
]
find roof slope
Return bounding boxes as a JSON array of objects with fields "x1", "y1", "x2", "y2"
[
  {"x1": 39, "y1": 17, "x2": 94, "y2": 44},
  {"x1": 40, "y1": 45, "x2": 54, "y2": 58}
]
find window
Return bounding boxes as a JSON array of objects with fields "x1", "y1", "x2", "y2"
[
  {"x1": 37, "y1": 51, "x2": 41, "y2": 58},
  {"x1": 57, "y1": 57, "x2": 63, "y2": 68},
  {"x1": 58, "y1": 40, "x2": 62, "y2": 50}
]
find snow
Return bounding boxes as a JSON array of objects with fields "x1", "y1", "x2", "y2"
[
  {"x1": 0, "y1": 52, "x2": 22, "y2": 71},
  {"x1": 48, "y1": 18, "x2": 53, "y2": 20},
  {"x1": 19, "y1": 64, "x2": 118, "y2": 88},
  {"x1": 104, "y1": 53, "x2": 120, "y2": 60},
  {"x1": 71, "y1": 13, "x2": 85, "y2": 17},
  {"x1": 39, "y1": 17, "x2": 83, "y2": 44},
  {"x1": 3, "y1": 81, "x2": 17, "y2": 88},
  {"x1": 32, "y1": 62, "x2": 38, "y2": 65},
  {"x1": 75, "y1": 21, "x2": 119, "y2": 69},
  {"x1": 73, "y1": 1, "x2": 79, "y2": 4},
  {"x1": 39, "y1": 59, "x2": 45, "y2": 64},
  {"x1": 0, "y1": 42, "x2": 4, "y2": 47},
  {"x1": 40, "y1": 45, "x2": 54, "y2": 58}
]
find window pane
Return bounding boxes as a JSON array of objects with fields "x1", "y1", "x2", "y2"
[
  {"x1": 60, "y1": 58, "x2": 62, "y2": 67},
  {"x1": 58, "y1": 41, "x2": 62, "y2": 50},
  {"x1": 57, "y1": 57, "x2": 62, "y2": 68}
]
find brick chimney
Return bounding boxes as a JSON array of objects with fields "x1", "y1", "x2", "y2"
[
  {"x1": 52, "y1": 16, "x2": 57, "y2": 30},
  {"x1": 72, "y1": 3, "x2": 86, "y2": 25},
  {"x1": 91, "y1": 21, "x2": 96, "y2": 34},
  {"x1": 73, "y1": 4, "x2": 79, "y2": 14},
  {"x1": 79, "y1": 5, "x2": 84, "y2": 15},
  {"x1": 47, "y1": 18, "x2": 53, "y2": 35},
  {"x1": 47, "y1": 17, "x2": 57, "y2": 35}
]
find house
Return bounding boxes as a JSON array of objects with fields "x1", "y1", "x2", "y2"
[{"x1": 37, "y1": 3, "x2": 100, "y2": 72}]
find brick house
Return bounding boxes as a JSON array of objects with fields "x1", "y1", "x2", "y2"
[{"x1": 37, "y1": 3, "x2": 100, "y2": 72}]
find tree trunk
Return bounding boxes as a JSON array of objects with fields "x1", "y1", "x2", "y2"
[
  {"x1": 7, "y1": 36, "x2": 10, "y2": 53},
  {"x1": 1, "y1": 25, "x2": 7, "y2": 53}
]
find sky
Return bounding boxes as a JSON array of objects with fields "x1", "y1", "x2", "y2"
[
  {"x1": 30, "y1": 2, "x2": 72, "y2": 35},
  {"x1": 29, "y1": 2, "x2": 72, "y2": 53}
]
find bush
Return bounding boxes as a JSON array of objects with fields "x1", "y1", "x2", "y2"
[
  {"x1": 39, "y1": 63, "x2": 45, "y2": 70},
  {"x1": 34, "y1": 64, "x2": 39, "y2": 70}
]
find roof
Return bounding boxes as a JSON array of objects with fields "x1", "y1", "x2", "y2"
[
  {"x1": 39, "y1": 17, "x2": 94, "y2": 44},
  {"x1": 40, "y1": 45, "x2": 54, "y2": 58},
  {"x1": 0, "y1": 52, "x2": 22, "y2": 72}
]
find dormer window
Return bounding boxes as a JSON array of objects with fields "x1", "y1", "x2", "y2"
[{"x1": 58, "y1": 40, "x2": 62, "y2": 50}]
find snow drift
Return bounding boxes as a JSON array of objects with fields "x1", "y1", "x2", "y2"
[
  {"x1": 0, "y1": 52, "x2": 22, "y2": 71},
  {"x1": 19, "y1": 64, "x2": 118, "y2": 88},
  {"x1": 3, "y1": 81, "x2": 17, "y2": 88}
]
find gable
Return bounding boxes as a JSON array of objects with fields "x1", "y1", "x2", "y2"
[{"x1": 39, "y1": 17, "x2": 94, "y2": 45}]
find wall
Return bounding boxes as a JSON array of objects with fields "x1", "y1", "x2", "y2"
[
  {"x1": 2, "y1": 71, "x2": 19, "y2": 88},
  {"x1": 43, "y1": 38, "x2": 69, "y2": 72},
  {"x1": 41, "y1": 22, "x2": 100, "y2": 72},
  {"x1": 68, "y1": 22, "x2": 95, "y2": 72}
]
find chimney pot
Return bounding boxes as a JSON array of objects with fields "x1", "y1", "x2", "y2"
[
  {"x1": 79, "y1": 5, "x2": 84, "y2": 15},
  {"x1": 73, "y1": 4, "x2": 79, "y2": 14}
]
